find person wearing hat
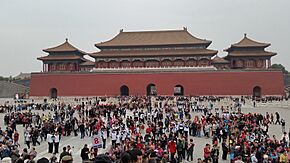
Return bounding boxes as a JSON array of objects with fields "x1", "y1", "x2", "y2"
[{"x1": 61, "y1": 155, "x2": 73, "y2": 163}]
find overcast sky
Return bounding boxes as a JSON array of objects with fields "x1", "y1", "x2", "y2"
[{"x1": 0, "y1": 0, "x2": 289, "y2": 77}]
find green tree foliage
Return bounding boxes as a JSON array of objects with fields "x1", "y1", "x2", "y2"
[
  {"x1": 271, "y1": 64, "x2": 289, "y2": 74},
  {"x1": 0, "y1": 76, "x2": 9, "y2": 81}
]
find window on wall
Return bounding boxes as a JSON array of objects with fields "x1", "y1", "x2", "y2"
[
  {"x1": 161, "y1": 60, "x2": 172, "y2": 67},
  {"x1": 145, "y1": 60, "x2": 159, "y2": 67},
  {"x1": 110, "y1": 61, "x2": 119, "y2": 68},
  {"x1": 58, "y1": 64, "x2": 66, "y2": 71},
  {"x1": 121, "y1": 61, "x2": 131, "y2": 67},
  {"x1": 199, "y1": 59, "x2": 209, "y2": 67},
  {"x1": 50, "y1": 64, "x2": 56, "y2": 71},
  {"x1": 132, "y1": 61, "x2": 143, "y2": 67},
  {"x1": 236, "y1": 60, "x2": 244, "y2": 68},
  {"x1": 186, "y1": 59, "x2": 197, "y2": 67},
  {"x1": 256, "y1": 60, "x2": 263, "y2": 68},
  {"x1": 173, "y1": 60, "x2": 184, "y2": 67},
  {"x1": 246, "y1": 60, "x2": 255, "y2": 68},
  {"x1": 69, "y1": 63, "x2": 75, "y2": 71}
]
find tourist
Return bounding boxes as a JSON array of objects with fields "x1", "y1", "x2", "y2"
[
  {"x1": 221, "y1": 141, "x2": 228, "y2": 160},
  {"x1": 59, "y1": 147, "x2": 69, "y2": 161},
  {"x1": 279, "y1": 150, "x2": 288, "y2": 162},
  {"x1": 210, "y1": 142, "x2": 219, "y2": 163},
  {"x1": 24, "y1": 131, "x2": 32, "y2": 149},
  {"x1": 29, "y1": 147, "x2": 37, "y2": 160},
  {"x1": 281, "y1": 118, "x2": 286, "y2": 133},
  {"x1": 176, "y1": 139, "x2": 183, "y2": 162},
  {"x1": 101, "y1": 127, "x2": 107, "y2": 149},
  {"x1": 203, "y1": 144, "x2": 211, "y2": 162},
  {"x1": 167, "y1": 138, "x2": 176, "y2": 162},
  {"x1": 161, "y1": 151, "x2": 169, "y2": 163},
  {"x1": 186, "y1": 138, "x2": 194, "y2": 161},
  {"x1": 275, "y1": 112, "x2": 280, "y2": 125},
  {"x1": 50, "y1": 153, "x2": 58, "y2": 163},
  {"x1": 80, "y1": 144, "x2": 90, "y2": 162},
  {"x1": 47, "y1": 132, "x2": 54, "y2": 153},
  {"x1": 54, "y1": 132, "x2": 60, "y2": 153},
  {"x1": 281, "y1": 132, "x2": 289, "y2": 147}
]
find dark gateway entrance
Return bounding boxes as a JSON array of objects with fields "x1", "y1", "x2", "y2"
[
  {"x1": 50, "y1": 88, "x2": 57, "y2": 99},
  {"x1": 253, "y1": 86, "x2": 262, "y2": 98},
  {"x1": 146, "y1": 83, "x2": 157, "y2": 96},
  {"x1": 120, "y1": 85, "x2": 129, "y2": 96},
  {"x1": 174, "y1": 85, "x2": 184, "y2": 96}
]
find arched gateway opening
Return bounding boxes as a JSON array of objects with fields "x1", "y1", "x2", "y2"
[
  {"x1": 253, "y1": 86, "x2": 262, "y2": 98},
  {"x1": 120, "y1": 85, "x2": 129, "y2": 96},
  {"x1": 50, "y1": 88, "x2": 58, "y2": 99},
  {"x1": 146, "y1": 83, "x2": 157, "y2": 96},
  {"x1": 174, "y1": 85, "x2": 184, "y2": 96}
]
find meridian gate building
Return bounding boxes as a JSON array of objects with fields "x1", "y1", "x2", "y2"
[{"x1": 30, "y1": 28, "x2": 284, "y2": 98}]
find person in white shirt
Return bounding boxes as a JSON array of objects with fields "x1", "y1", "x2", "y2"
[
  {"x1": 116, "y1": 133, "x2": 121, "y2": 144},
  {"x1": 54, "y1": 132, "x2": 60, "y2": 153},
  {"x1": 24, "y1": 131, "x2": 31, "y2": 149},
  {"x1": 111, "y1": 131, "x2": 117, "y2": 148},
  {"x1": 281, "y1": 132, "x2": 289, "y2": 147},
  {"x1": 47, "y1": 132, "x2": 54, "y2": 153},
  {"x1": 251, "y1": 152, "x2": 258, "y2": 163}
]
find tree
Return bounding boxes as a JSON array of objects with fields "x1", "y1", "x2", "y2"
[
  {"x1": 271, "y1": 64, "x2": 288, "y2": 74},
  {"x1": 0, "y1": 76, "x2": 9, "y2": 81}
]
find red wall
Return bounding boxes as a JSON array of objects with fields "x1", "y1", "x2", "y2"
[{"x1": 29, "y1": 71, "x2": 285, "y2": 97}]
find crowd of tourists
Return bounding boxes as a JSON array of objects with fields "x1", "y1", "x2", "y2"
[{"x1": 0, "y1": 96, "x2": 289, "y2": 163}]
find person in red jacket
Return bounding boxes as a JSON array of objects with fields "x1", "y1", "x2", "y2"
[
  {"x1": 168, "y1": 139, "x2": 176, "y2": 162},
  {"x1": 204, "y1": 144, "x2": 211, "y2": 162}
]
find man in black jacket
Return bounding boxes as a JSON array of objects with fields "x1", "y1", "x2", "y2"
[{"x1": 81, "y1": 144, "x2": 90, "y2": 162}]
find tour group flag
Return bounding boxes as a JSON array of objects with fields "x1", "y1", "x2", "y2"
[{"x1": 92, "y1": 134, "x2": 103, "y2": 148}]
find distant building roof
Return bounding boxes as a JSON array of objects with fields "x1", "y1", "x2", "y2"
[
  {"x1": 225, "y1": 34, "x2": 271, "y2": 52},
  {"x1": 43, "y1": 39, "x2": 87, "y2": 55},
  {"x1": 90, "y1": 48, "x2": 217, "y2": 58},
  {"x1": 224, "y1": 34, "x2": 276, "y2": 57},
  {"x1": 95, "y1": 28, "x2": 212, "y2": 47},
  {"x1": 227, "y1": 51, "x2": 276, "y2": 57},
  {"x1": 37, "y1": 55, "x2": 86, "y2": 61}
]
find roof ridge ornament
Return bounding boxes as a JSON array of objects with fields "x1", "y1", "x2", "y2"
[
  {"x1": 244, "y1": 33, "x2": 247, "y2": 38},
  {"x1": 120, "y1": 29, "x2": 124, "y2": 33},
  {"x1": 65, "y1": 38, "x2": 68, "y2": 42},
  {"x1": 183, "y1": 27, "x2": 187, "y2": 31}
]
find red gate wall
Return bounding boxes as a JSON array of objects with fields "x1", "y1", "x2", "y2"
[{"x1": 29, "y1": 71, "x2": 285, "y2": 97}]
